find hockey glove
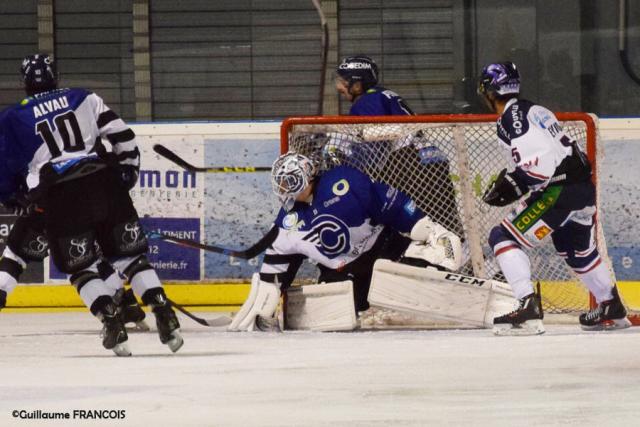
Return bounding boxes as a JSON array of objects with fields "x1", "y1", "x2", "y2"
[
  {"x1": 0, "y1": 289, "x2": 7, "y2": 310},
  {"x1": 118, "y1": 165, "x2": 139, "y2": 190},
  {"x1": 482, "y1": 168, "x2": 526, "y2": 207}
]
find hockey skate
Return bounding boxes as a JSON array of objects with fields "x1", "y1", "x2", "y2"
[
  {"x1": 114, "y1": 288, "x2": 150, "y2": 332},
  {"x1": 579, "y1": 286, "x2": 631, "y2": 331},
  {"x1": 98, "y1": 303, "x2": 131, "y2": 357},
  {"x1": 144, "y1": 290, "x2": 183, "y2": 352},
  {"x1": 493, "y1": 288, "x2": 545, "y2": 336}
]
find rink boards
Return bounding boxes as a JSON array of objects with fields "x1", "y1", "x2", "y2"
[{"x1": 2, "y1": 118, "x2": 639, "y2": 312}]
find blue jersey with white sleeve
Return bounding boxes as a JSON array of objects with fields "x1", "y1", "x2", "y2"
[
  {"x1": 259, "y1": 165, "x2": 424, "y2": 282},
  {"x1": 0, "y1": 87, "x2": 139, "y2": 203},
  {"x1": 349, "y1": 86, "x2": 413, "y2": 116}
]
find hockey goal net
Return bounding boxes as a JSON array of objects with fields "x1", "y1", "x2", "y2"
[{"x1": 281, "y1": 114, "x2": 639, "y2": 324}]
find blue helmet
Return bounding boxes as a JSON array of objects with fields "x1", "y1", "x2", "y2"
[
  {"x1": 336, "y1": 55, "x2": 379, "y2": 90},
  {"x1": 478, "y1": 62, "x2": 520, "y2": 96},
  {"x1": 21, "y1": 53, "x2": 57, "y2": 94}
]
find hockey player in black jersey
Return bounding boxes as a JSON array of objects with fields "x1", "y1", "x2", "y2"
[
  {"x1": 0, "y1": 54, "x2": 182, "y2": 355},
  {"x1": 478, "y1": 61, "x2": 630, "y2": 334},
  {"x1": 0, "y1": 204, "x2": 148, "y2": 330}
]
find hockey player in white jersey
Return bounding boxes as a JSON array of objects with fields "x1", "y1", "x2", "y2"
[
  {"x1": 0, "y1": 54, "x2": 182, "y2": 355},
  {"x1": 228, "y1": 152, "x2": 464, "y2": 331},
  {"x1": 477, "y1": 61, "x2": 630, "y2": 335}
]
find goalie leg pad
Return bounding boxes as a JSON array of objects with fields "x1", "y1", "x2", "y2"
[
  {"x1": 285, "y1": 281, "x2": 357, "y2": 331},
  {"x1": 228, "y1": 273, "x2": 280, "y2": 332},
  {"x1": 369, "y1": 259, "x2": 514, "y2": 328}
]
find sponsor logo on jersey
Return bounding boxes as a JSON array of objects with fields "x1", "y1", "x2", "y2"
[
  {"x1": 404, "y1": 200, "x2": 417, "y2": 215},
  {"x1": 302, "y1": 214, "x2": 350, "y2": 258},
  {"x1": 534, "y1": 224, "x2": 552, "y2": 240},
  {"x1": 332, "y1": 179, "x2": 349, "y2": 196},
  {"x1": 511, "y1": 104, "x2": 523, "y2": 135},
  {"x1": 513, "y1": 187, "x2": 562, "y2": 232},
  {"x1": 323, "y1": 196, "x2": 340, "y2": 208},
  {"x1": 282, "y1": 212, "x2": 303, "y2": 230}
]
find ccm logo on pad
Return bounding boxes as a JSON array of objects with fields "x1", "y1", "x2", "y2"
[{"x1": 444, "y1": 273, "x2": 488, "y2": 287}]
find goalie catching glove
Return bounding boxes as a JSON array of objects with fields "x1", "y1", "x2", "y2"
[
  {"x1": 482, "y1": 168, "x2": 528, "y2": 207},
  {"x1": 404, "y1": 216, "x2": 463, "y2": 271},
  {"x1": 228, "y1": 273, "x2": 280, "y2": 332}
]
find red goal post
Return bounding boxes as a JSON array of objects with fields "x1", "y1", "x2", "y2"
[{"x1": 280, "y1": 113, "x2": 638, "y2": 324}]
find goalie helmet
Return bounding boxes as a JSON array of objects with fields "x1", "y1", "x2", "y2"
[
  {"x1": 336, "y1": 55, "x2": 379, "y2": 91},
  {"x1": 478, "y1": 62, "x2": 520, "y2": 96},
  {"x1": 21, "y1": 53, "x2": 57, "y2": 95},
  {"x1": 271, "y1": 153, "x2": 316, "y2": 211}
]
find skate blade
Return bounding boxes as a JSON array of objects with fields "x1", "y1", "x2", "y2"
[
  {"x1": 112, "y1": 341, "x2": 132, "y2": 357},
  {"x1": 493, "y1": 319, "x2": 545, "y2": 336},
  {"x1": 166, "y1": 330, "x2": 184, "y2": 353},
  {"x1": 581, "y1": 317, "x2": 632, "y2": 331}
]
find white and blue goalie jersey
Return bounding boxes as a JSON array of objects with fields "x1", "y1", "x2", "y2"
[
  {"x1": 0, "y1": 88, "x2": 138, "y2": 203},
  {"x1": 260, "y1": 166, "x2": 425, "y2": 283}
]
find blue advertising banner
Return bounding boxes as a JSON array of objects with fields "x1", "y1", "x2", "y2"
[
  {"x1": 143, "y1": 217, "x2": 201, "y2": 280},
  {"x1": 49, "y1": 217, "x2": 201, "y2": 281}
]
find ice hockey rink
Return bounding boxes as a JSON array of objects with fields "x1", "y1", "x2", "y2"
[{"x1": 1, "y1": 312, "x2": 639, "y2": 427}]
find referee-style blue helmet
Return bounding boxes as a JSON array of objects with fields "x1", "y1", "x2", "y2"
[
  {"x1": 478, "y1": 62, "x2": 520, "y2": 96},
  {"x1": 336, "y1": 56, "x2": 379, "y2": 91},
  {"x1": 21, "y1": 53, "x2": 57, "y2": 95}
]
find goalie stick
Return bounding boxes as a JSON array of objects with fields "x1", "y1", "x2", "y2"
[
  {"x1": 153, "y1": 144, "x2": 271, "y2": 173},
  {"x1": 146, "y1": 226, "x2": 278, "y2": 260},
  {"x1": 167, "y1": 298, "x2": 231, "y2": 327}
]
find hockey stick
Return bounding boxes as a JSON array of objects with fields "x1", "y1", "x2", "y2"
[
  {"x1": 153, "y1": 144, "x2": 271, "y2": 173},
  {"x1": 167, "y1": 298, "x2": 232, "y2": 327},
  {"x1": 146, "y1": 226, "x2": 278, "y2": 260},
  {"x1": 311, "y1": 0, "x2": 329, "y2": 115}
]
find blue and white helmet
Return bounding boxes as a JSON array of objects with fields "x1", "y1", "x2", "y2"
[
  {"x1": 478, "y1": 62, "x2": 520, "y2": 96},
  {"x1": 271, "y1": 153, "x2": 316, "y2": 211}
]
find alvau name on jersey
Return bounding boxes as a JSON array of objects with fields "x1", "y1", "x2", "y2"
[{"x1": 32, "y1": 96, "x2": 69, "y2": 118}]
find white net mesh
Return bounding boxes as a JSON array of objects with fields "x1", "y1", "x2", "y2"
[{"x1": 283, "y1": 115, "x2": 606, "y2": 314}]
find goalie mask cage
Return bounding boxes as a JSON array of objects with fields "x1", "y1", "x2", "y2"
[{"x1": 281, "y1": 114, "x2": 639, "y2": 324}]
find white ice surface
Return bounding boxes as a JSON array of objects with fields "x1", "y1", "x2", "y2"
[{"x1": 1, "y1": 312, "x2": 640, "y2": 427}]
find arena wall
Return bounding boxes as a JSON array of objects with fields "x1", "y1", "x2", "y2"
[{"x1": 4, "y1": 118, "x2": 639, "y2": 311}]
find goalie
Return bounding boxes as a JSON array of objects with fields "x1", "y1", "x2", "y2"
[{"x1": 228, "y1": 152, "x2": 463, "y2": 331}]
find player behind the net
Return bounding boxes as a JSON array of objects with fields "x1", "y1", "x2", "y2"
[
  {"x1": 478, "y1": 61, "x2": 630, "y2": 335},
  {"x1": 0, "y1": 54, "x2": 182, "y2": 355},
  {"x1": 227, "y1": 152, "x2": 464, "y2": 331},
  {"x1": 326, "y1": 55, "x2": 464, "y2": 238}
]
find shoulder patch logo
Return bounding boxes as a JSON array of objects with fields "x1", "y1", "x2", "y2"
[
  {"x1": 332, "y1": 179, "x2": 349, "y2": 196},
  {"x1": 282, "y1": 212, "x2": 299, "y2": 230}
]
